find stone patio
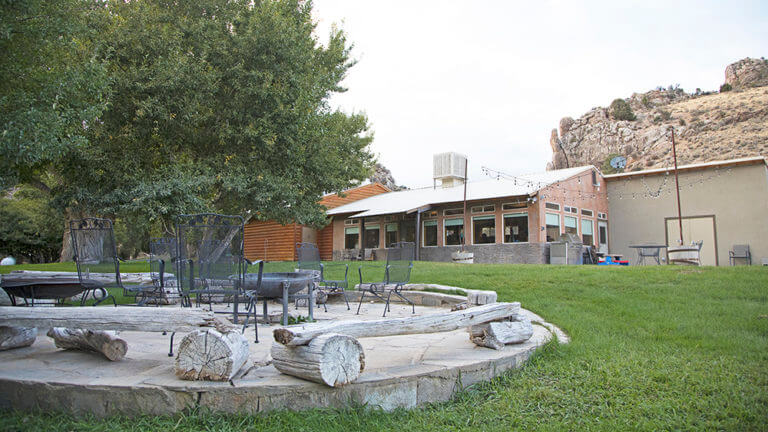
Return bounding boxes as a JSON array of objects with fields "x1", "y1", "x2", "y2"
[{"x1": 0, "y1": 294, "x2": 567, "y2": 417}]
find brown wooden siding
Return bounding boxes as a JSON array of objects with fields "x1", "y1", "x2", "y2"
[
  {"x1": 317, "y1": 223, "x2": 334, "y2": 260},
  {"x1": 319, "y1": 183, "x2": 391, "y2": 210},
  {"x1": 244, "y1": 221, "x2": 301, "y2": 262}
]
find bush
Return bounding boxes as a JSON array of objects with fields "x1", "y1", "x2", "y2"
[
  {"x1": 600, "y1": 153, "x2": 625, "y2": 174},
  {"x1": 641, "y1": 95, "x2": 652, "y2": 108},
  {"x1": 610, "y1": 99, "x2": 636, "y2": 121},
  {"x1": 659, "y1": 109, "x2": 672, "y2": 121},
  {"x1": 720, "y1": 83, "x2": 732, "y2": 92}
]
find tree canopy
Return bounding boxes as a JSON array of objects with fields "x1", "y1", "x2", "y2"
[{"x1": 3, "y1": 0, "x2": 374, "y2": 247}]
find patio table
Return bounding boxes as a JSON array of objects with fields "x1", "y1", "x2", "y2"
[
  {"x1": 628, "y1": 244, "x2": 667, "y2": 265},
  {"x1": 0, "y1": 273, "x2": 102, "y2": 306}
]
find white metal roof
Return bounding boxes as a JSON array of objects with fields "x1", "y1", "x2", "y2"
[
  {"x1": 327, "y1": 165, "x2": 593, "y2": 218},
  {"x1": 603, "y1": 156, "x2": 768, "y2": 179}
]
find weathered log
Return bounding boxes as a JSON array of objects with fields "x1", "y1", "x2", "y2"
[
  {"x1": 274, "y1": 302, "x2": 519, "y2": 346},
  {"x1": 271, "y1": 333, "x2": 365, "y2": 387},
  {"x1": 174, "y1": 328, "x2": 249, "y2": 381},
  {"x1": 469, "y1": 320, "x2": 534, "y2": 350},
  {"x1": 0, "y1": 326, "x2": 37, "y2": 351},
  {"x1": 47, "y1": 328, "x2": 128, "y2": 361},
  {"x1": 0, "y1": 306, "x2": 234, "y2": 333},
  {"x1": 7, "y1": 270, "x2": 151, "y2": 284}
]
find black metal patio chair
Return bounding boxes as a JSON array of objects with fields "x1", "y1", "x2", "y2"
[
  {"x1": 70, "y1": 217, "x2": 152, "y2": 307},
  {"x1": 357, "y1": 241, "x2": 415, "y2": 317},
  {"x1": 296, "y1": 242, "x2": 350, "y2": 310},
  {"x1": 143, "y1": 237, "x2": 178, "y2": 305},
  {"x1": 175, "y1": 214, "x2": 256, "y2": 323}
]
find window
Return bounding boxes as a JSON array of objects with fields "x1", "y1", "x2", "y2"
[
  {"x1": 344, "y1": 218, "x2": 359, "y2": 225},
  {"x1": 598, "y1": 212, "x2": 607, "y2": 220},
  {"x1": 502, "y1": 202, "x2": 527, "y2": 210},
  {"x1": 384, "y1": 215, "x2": 398, "y2": 222},
  {"x1": 444, "y1": 208, "x2": 463, "y2": 216},
  {"x1": 581, "y1": 219, "x2": 594, "y2": 245},
  {"x1": 386, "y1": 223, "x2": 398, "y2": 246},
  {"x1": 599, "y1": 224, "x2": 607, "y2": 244},
  {"x1": 364, "y1": 224, "x2": 380, "y2": 249},
  {"x1": 592, "y1": 170, "x2": 598, "y2": 186},
  {"x1": 503, "y1": 213, "x2": 528, "y2": 243},
  {"x1": 545, "y1": 202, "x2": 560, "y2": 211},
  {"x1": 423, "y1": 220, "x2": 437, "y2": 246},
  {"x1": 444, "y1": 218, "x2": 464, "y2": 246},
  {"x1": 581, "y1": 209, "x2": 593, "y2": 217},
  {"x1": 344, "y1": 227, "x2": 359, "y2": 249},
  {"x1": 564, "y1": 206, "x2": 578, "y2": 214},
  {"x1": 546, "y1": 213, "x2": 560, "y2": 242},
  {"x1": 425, "y1": 210, "x2": 438, "y2": 218},
  {"x1": 471, "y1": 205, "x2": 495, "y2": 213},
  {"x1": 366, "y1": 217, "x2": 380, "y2": 223},
  {"x1": 402, "y1": 220, "x2": 416, "y2": 243},
  {"x1": 473, "y1": 216, "x2": 496, "y2": 244},
  {"x1": 564, "y1": 216, "x2": 577, "y2": 235}
]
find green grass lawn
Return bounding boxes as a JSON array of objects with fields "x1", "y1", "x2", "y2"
[{"x1": 1, "y1": 262, "x2": 767, "y2": 431}]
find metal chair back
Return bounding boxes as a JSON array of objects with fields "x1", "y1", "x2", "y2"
[
  {"x1": 70, "y1": 218, "x2": 121, "y2": 287},
  {"x1": 732, "y1": 244, "x2": 750, "y2": 257},
  {"x1": 386, "y1": 241, "x2": 414, "y2": 284},
  {"x1": 175, "y1": 214, "x2": 246, "y2": 302},
  {"x1": 149, "y1": 237, "x2": 177, "y2": 294},
  {"x1": 296, "y1": 242, "x2": 322, "y2": 278}
]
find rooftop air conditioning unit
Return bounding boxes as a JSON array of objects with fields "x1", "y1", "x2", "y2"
[{"x1": 433, "y1": 152, "x2": 467, "y2": 188}]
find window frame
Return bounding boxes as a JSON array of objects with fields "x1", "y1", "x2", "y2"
[
  {"x1": 502, "y1": 201, "x2": 527, "y2": 210},
  {"x1": 502, "y1": 212, "x2": 529, "y2": 244},
  {"x1": 581, "y1": 218, "x2": 594, "y2": 246},
  {"x1": 443, "y1": 208, "x2": 464, "y2": 216},
  {"x1": 471, "y1": 215, "x2": 497, "y2": 245},
  {"x1": 545, "y1": 202, "x2": 560, "y2": 211},
  {"x1": 471, "y1": 204, "x2": 495, "y2": 214},
  {"x1": 422, "y1": 219, "x2": 438, "y2": 247},
  {"x1": 545, "y1": 212, "x2": 561, "y2": 242},
  {"x1": 581, "y1": 209, "x2": 594, "y2": 217},
  {"x1": 563, "y1": 215, "x2": 578, "y2": 235},
  {"x1": 443, "y1": 218, "x2": 464, "y2": 246}
]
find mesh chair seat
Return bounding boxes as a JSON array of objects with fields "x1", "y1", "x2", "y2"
[{"x1": 357, "y1": 242, "x2": 415, "y2": 317}]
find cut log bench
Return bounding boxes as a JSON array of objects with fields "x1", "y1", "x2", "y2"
[
  {"x1": 270, "y1": 302, "x2": 532, "y2": 386},
  {"x1": 0, "y1": 299, "x2": 533, "y2": 387},
  {"x1": 0, "y1": 306, "x2": 249, "y2": 381}
]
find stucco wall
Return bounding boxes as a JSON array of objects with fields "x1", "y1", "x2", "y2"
[{"x1": 606, "y1": 162, "x2": 768, "y2": 265}]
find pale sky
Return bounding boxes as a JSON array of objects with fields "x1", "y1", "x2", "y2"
[{"x1": 312, "y1": 0, "x2": 768, "y2": 188}]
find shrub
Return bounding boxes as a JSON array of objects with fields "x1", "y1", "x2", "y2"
[
  {"x1": 659, "y1": 109, "x2": 672, "y2": 121},
  {"x1": 720, "y1": 83, "x2": 732, "y2": 92},
  {"x1": 641, "y1": 95, "x2": 652, "y2": 108},
  {"x1": 600, "y1": 153, "x2": 625, "y2": 174},
  {"x1": 610, "y1": 99, "x2": 636, "y2": 121}
]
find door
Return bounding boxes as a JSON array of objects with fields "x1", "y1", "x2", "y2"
[
  {"x1": 597, "y1": 221, "x2": 608, "y2": 254},
  {"x1": 665, "y1": 216, "x2": 717, "y2": 266}
]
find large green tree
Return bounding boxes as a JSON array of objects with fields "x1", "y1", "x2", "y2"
[
  {"x1": 0, "y1": 0, "x2": 110, "y2": 191},
  {"x1": 59, "y1": 0, "x2": 373, "y2": 234}
]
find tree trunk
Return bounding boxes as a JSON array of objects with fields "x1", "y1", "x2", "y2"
[
  {"x1": 469, "y1": 319, "x2": 534, "y2": 350},
  {"x1": 274, "y1": 302, "x2": 519, "y2": 346},
  {"x1": 0, "y1": 306, "x2": 233, "y2": 333},
  {"x1": 46, "y1": 328, "x2": 127, "y2": 361},
  {"x1": 60, "y1": 209, "x2": 83, "y2": 262},
  {"x1": 0, "y1": 326, "x2": 37, "y2": 351},
  {"x1": 174, "y1": 328, "x2": 250, "y2": 381},
  {"x1": 271, "y1": 333, "x2": 365, "y2": 387}
]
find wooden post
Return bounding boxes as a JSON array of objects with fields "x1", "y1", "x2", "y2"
[
  {"x1": 0, "y1": 326, "x2": 37, "y2": 351},
  {"x1": 175, "y1": 328, "x2": 250, "y2": 381},
  {"x1": 271, "y1": 333, "x2": 365, "y2": 387},
  {"x1": 274, "y1": 302, "x2": 519, "y2": 346},
  {"x1": 47, "y1": 328, "x2": 128, "y2": 361}
]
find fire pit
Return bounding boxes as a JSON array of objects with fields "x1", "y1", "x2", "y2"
[{"x1": 243, "y1": 272, "x2": 317, "y2": 325}]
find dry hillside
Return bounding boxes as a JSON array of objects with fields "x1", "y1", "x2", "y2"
[{"x1": 548, "y1": 58, "x2": 768, "y2": 172}]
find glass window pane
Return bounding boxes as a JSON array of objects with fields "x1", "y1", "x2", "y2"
[
  {"x1": 423, "y1": 222, "x2": 437, "y2": 246},
  {"x1": 364, "y1": 227, "x2": 379, "y2": 248},
  {"x1": 546, "y1": 213, "x2": 560, "y2": 242},
  {"x1": 504, "y1": 214, "x2": 528, "y2": 243},
  {"x1": 564, "y1": 216, "x2": 577, "y2": 235},
  {"x1": 444, "y1": 218, "x2": 464, "y2": 246},
  {"x1": 473, "y1": 217, "x2": 496, "y2": 244}
]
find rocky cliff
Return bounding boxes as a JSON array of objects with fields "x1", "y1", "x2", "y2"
[{"x1": 548, "y1": 57, "x2": 768, "y2": 172}]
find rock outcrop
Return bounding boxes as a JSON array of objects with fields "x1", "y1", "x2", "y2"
[
  {"x1": 369, "y1": 163, "x2": 406, "y2": 190},
  {"x1": 725, "y1": 57, "x2": 768, "y2": 89},
  {"x1": 548, "y1": 58, "x2": 768, "y2": 173}
]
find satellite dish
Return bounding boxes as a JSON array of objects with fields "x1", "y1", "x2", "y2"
[{"x1": 610, "y1": 156, "x2": 627, "y2": 170}]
